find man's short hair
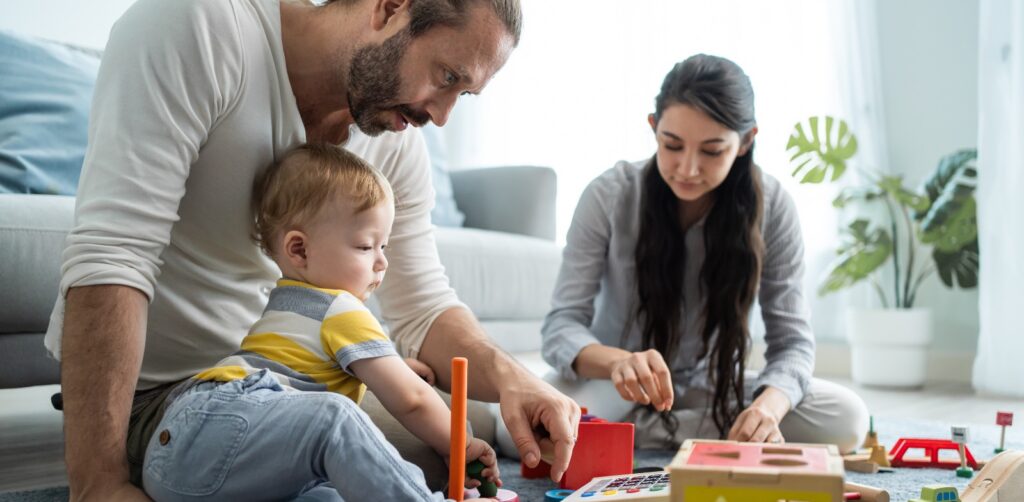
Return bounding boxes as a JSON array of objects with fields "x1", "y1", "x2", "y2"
[
  {"x1": 252, "y1": 143, "x2": 393, "y2": 256},
  {"x1": 326, "y1": 0, "x2": 522, "y2": 46}
]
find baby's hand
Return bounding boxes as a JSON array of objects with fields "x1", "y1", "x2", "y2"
[
  {"x1": 403, "y1": 357, "x2": 436, "y2": 386},
  {"x1": 464, "y1": 438, "x2": 501, "y2": 490}
]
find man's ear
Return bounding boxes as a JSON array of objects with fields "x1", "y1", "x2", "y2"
[
  {"x1": 283, "y1": 230, "x2": 310, "y2": 270},
  {"x1": 369, "y1": 0, "x2": 412, "y2": 32},
  {"x1": 739, "y1": 126, "x2": 759, "y2": 156}
]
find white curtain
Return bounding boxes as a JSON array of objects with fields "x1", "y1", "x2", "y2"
[
  {"x1": 442, "y1": 0, "x2": 888, "y2": 342},
  {"x1": 972, "y1": 0, "x2": 1024, "y2": 396}
]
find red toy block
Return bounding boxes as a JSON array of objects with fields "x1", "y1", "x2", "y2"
[
  {"x1": 889, "y1": 437, "x2": 979, "y2": 470},
  {"x1": 519, "y1": 413, "x2": 635, "y2": 488},
  {"x1": 558, "y1": 420, "x2": 634, "y2": 490},
  {"x1": 520, "y1": 458, "x2": 551, "y2": 479}
]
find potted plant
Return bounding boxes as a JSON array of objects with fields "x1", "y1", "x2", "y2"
[{"x1": 786, "y1": 116, "x2": 978, "y2": 387}]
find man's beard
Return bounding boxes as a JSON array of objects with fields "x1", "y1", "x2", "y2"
[{"x1": 348, "y1": 29, "x2": 431, "y2": 136}]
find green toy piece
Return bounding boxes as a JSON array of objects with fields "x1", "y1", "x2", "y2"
[
  {"x1": 909, "y1": 484, "x2": 960, "y2": 501},
  {"x1": 956, "y1": 466, "x2": 974, "y2": 478},
  {"x1": 467, "y1": 459, "x2": 497, "y2": 497}
]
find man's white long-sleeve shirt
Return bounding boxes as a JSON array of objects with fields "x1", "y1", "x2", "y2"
[{"x1": 44, "y1": 0, "x2": 464, "y2": 390}]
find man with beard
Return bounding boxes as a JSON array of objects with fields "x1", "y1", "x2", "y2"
[{"x1": 45, "y1": 0, "x2": 580, "y2": 500}]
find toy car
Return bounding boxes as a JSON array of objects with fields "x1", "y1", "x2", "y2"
[{"x1": 909, "y1": 484, "x2": 960, "y2": 502}]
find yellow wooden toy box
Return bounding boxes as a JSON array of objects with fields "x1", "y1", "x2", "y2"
[{"x1": 667, "y1": 439, "x2": 845, "y2": 502}]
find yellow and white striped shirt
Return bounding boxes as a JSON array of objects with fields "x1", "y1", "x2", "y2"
[{"x1": 195, "y1": 279, "x2": 397, "y2": 403}]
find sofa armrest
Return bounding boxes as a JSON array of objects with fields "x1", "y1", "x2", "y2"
[
  {"x1": 450, "y1": 166, "x2": 556, "y2": 241},
  {"x1": 0, "y1": 194, "x2": 74, "y2": 334}
]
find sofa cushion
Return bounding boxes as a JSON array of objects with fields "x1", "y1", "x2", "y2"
[
  {"x1": 0, "y1": 30, "x2": 100, "y2": 194},
  {"x1": 422, "y1": 124, "x2": 465, "y2": 228},
  {"x1": 434, "y1": 226, "x2": 561, "y2": 321},
  {"x1": 0, "y1": 194, "x2": 74, "y2": 333},
  {"x1": 480, "y1": 320, "x2": 544, "y2": 354}
]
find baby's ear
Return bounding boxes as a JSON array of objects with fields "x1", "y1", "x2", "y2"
[{"x1": 283, "y1": 230, "x2": 309, "y2": 269}]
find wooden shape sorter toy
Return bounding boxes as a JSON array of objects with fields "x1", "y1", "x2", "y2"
[{"x1": 666, "y1": 439, "x2": 846, "y2": 502}]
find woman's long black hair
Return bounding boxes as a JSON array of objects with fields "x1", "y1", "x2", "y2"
[{"x1": 633, "y1": 54, "x2": 764, "y2": 435}]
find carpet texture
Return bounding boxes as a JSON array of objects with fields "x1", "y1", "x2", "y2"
[{"x1": 2, "y1": 416, "x2": 1020, "y2": 501}]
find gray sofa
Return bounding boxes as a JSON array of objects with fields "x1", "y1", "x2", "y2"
[{"x1": 0, "y1": 166, "x2": 561, "y2": 389}]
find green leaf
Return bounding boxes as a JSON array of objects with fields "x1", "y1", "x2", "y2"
[
  {"x1": 787, "y1": 116, "x2": 858, "y2": 185},
  {"x1": 818, "y1": 220, "x2": 892, "y2": 295},
  {"x1": 917, "y1": 149, "x2": 978, "y2": 220},
  {"x1": 933, "y1": 239, "x2": 979, "y2": 289},
  {"x1": 833, "y1": 186, "x2": 884, "y2": 209},
  {"x1": 921, "y1": 196, "x2": 978, "y2": 252},
  {"x1": 877, "y1": 176, "x2": 930, "y2": 212},
  {"x1": 917, "y1": 150, "x2": 978, "y2": 250}
]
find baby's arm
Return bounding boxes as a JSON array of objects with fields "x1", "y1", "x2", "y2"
[
  {"x1": 349, "y1": 356, "x2": 453, "y2": 457},
  {"x1": 404, "y1": 357, "x2": 437, "y2": 386},
  {"x1": 350, "y1": 356, "x2": 501, "y2": 488}
]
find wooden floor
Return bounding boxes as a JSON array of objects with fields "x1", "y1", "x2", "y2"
[{"x1": 2, "y1": 380, "x2": 1022, "y2": 494}]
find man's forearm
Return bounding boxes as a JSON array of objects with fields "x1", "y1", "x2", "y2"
[
  {"x1": 61, "y1": 285, "x2": 148, "y2": 494},
  {"x1": 416, "y1": 307, "x2": 527, "y2": 402}
]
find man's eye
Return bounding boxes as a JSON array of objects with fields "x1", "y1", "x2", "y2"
[{"x1": 443, "y1": 70, "x2": 457, "y2": 86}]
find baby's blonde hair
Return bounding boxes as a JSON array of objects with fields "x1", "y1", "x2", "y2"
[{"x1": 253, "y1": 143, "x2": 393, "y2": 257}]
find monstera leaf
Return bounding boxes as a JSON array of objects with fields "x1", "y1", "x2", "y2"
[
  {"x1": 787, "y1": 116, "x2": 859, "y2": 184},
  {"x1": 819, "y1": 219, "x2": 893, "y2": 296},
  {"x1": 917, "y1": 149, "x2": 978, "y2": 252},
  {"x1": 933, "y1": 239, "x2": 979, "y2": 288}
]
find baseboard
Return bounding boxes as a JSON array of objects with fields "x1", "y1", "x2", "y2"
[{"x1": 747, "y1": 340, "x2": 975, "y2": 384}]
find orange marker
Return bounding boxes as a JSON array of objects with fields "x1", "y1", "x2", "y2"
[{"x1": 449, "y1": 357, "x2": 468, "y2": 501}]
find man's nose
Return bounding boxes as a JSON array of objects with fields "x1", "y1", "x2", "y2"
[{"x1": 425, "y1": 93, "x2": 458, "y2": 127}]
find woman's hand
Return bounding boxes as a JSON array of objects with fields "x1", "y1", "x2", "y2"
[
  {"x1": 727, "y1": 386, "x2": 791, "y2": 443},
  {"x1": 608, "y1": 349, "x2": 674, "y2": 411}
]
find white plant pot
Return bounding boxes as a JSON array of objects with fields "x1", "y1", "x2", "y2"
[{"x1": 846, "y1": 308, "x2": 932, "y2": 388}]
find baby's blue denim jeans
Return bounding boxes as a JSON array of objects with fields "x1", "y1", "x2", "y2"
[{"x1": 142, "y1": 370, "x2": 447, "y2": 501}]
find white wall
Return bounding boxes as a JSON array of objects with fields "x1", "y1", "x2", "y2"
[
  {"x1": 0, "y1": 0, "x2": 136, "y2": 48},
  {"x1": 875, "y1": 0, "x2": 980, "y2": 352}
]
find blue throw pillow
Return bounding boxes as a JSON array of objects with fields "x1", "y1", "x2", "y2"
[
  {"x1": 421, "y1": 124, "x2": 465, "y2": 227},
  {"x1": 0, "y1": 30, "x2": 100, "y2": 195}
]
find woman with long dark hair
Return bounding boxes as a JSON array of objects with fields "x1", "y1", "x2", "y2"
[{"x1": 540, "y1": 54, "x2": 868, "y2": 451}]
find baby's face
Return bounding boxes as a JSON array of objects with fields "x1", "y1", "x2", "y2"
[{"x1": 300, "y1": 198, "x2": 394, "y2": 300}]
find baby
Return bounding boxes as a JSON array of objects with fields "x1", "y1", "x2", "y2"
[{"x1": 141, "y1": 144, "x2": 499, "y2": 501}]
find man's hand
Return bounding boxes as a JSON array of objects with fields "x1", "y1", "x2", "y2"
[
  {"x1": 726, "y1": 386, "x2": 791, "y2": 444},
  {"x1": 498, "y1": 378, "x2": 581, "y2": 483},
  {"x1": 608, "y1": 349, "x2": 673, "y2": 411}
]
